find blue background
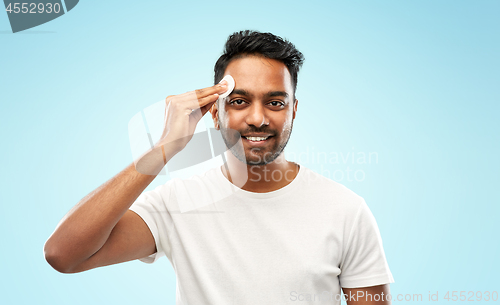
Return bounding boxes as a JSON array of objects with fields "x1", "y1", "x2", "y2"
[{"x1": 1, "y1": 1, "x2": 499, "y2": 304}]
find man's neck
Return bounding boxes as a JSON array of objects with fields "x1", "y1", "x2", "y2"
[{"x1": 221, "y1": 153, "x2": 299, "y2": 193}]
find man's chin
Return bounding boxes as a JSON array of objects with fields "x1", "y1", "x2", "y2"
[
  {"x1": 246, "y1": 160, "x2": 268, "y2": 166},
  {"x1": 244, "y1": 150, "x2": 279, "y2": 166}
]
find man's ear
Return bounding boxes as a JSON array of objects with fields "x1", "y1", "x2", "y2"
[
  {"x1": 210, "y1": 102, "x2": 220, "y2": 130},
  {"x1": 292, "y1": 98, "x2": 298, "y2": 120}
]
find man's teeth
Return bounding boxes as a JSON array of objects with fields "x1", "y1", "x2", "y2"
[{"x1": 245, "y1": 136, "x2": 269, "y2": 141}]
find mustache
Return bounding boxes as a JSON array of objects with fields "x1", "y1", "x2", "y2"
[{"x1": 239, "y1": 127, "x2": 277, "y2": 136}]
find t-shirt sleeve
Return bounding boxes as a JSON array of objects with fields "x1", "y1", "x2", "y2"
[
  {"x1": 339, "y1": 200, "x2": 395, "y2": 288},
  {"x1": 129, "y1": 183, "x2": 174, "y2": 264}
]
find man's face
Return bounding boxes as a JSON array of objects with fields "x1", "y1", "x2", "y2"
[{"x1": 211, "y1": 55, "x2": 298, "y2": 166}]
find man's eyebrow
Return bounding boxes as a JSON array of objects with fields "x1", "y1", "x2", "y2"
[
  {"x1": 230, "y1": 89, "x2": 289, "y2": 98},
  {"x1": 266, "y1": 91, "x2": 289, "y2": 98}
]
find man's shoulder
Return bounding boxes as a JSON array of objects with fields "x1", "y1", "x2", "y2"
[
  {"x1": 143, "y1": 166, "x2": 230, "y2": 212},
  {"x1": 299, "y1": 165, "x2": 366, "y2": 209}
]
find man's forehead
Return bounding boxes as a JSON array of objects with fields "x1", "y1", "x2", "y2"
[
  {"x1": 224, "y1": 56, "x2": 293, "y2": 97},
  {"x1": 224, "y1": 56, "x2": 290, "y2": 78}
]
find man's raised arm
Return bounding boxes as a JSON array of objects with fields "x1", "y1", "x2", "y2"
[{"x1": 43, "y1": 81, "x2": 229, "y2": 273}]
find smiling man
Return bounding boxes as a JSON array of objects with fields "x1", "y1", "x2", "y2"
[
  {"x1": 44, "y1": 30, "x2": 394, "y2": 305},
  {"x1": 213, "y1": 53, "x2": 299, "y2": 192}
]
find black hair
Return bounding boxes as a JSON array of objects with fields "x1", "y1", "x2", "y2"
[{"x1": 214, "y1": 30, "x2": 305, "y2": 99}]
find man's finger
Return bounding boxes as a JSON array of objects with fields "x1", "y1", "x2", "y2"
[
  {"x1": 190, "y1": 96, "x2": 216, "y2": 122},
  {"x1": 196, "y1": 93, "x2": 219, "y2": 112},
  {"x1": 195, "y1": 82, "x2": 228, "y2": 100},
  {"x1": 185, "y1": 90, "x2": 221, "y2": 111},
  {"x1": 168, "y1": 83, "x2": 227, "y2": 112},
  {"x1": 199, "y1": 97, "x2": 217, "y2": 116}
]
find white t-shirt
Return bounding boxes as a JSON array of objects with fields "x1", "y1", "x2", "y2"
[{"x1": 129, "y1": 164, "x2": 394, "y2": 304}]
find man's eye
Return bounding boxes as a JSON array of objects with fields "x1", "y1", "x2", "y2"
[
  {"x1": 269, "y1": 101, "x2": 284, "y2": 107},
  {"x1": 230, "y1": 99, "x2": 246, "y2": 105}
]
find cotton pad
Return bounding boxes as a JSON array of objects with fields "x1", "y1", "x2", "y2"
[{"x1": 218, "y1": 75, "x2": 235, "y2": 100}]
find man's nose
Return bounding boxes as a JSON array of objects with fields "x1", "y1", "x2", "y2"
[{"x1": 245, "y1": 103, "x2": 269, "y2": 127}]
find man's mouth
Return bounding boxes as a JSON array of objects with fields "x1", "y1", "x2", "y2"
[
  {"x1": 241, "y1": 135, "x2": 274, "y2": 143},
  {"x1": 244, "y1": 136, "x2": 269, "y2": 141}
]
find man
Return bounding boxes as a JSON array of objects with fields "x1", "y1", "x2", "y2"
[{"x1": 44, "y1": 30, "x2": 394, "y2": 304}]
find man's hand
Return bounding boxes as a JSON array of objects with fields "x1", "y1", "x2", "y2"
[
  {"x1": 343, "y1": 284, "x2": 391, "y2": 305},
  {"x1": 135, "y1": 81, "x2": 228, "y2": 174}
]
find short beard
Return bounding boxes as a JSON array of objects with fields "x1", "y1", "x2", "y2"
[{"x1": 218, "y1": 118, "x2": 294, "y2": 166}]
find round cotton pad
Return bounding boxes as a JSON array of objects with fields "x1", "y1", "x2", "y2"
[{"x1": 218, "y1": 75, "x2": 235, "y2": 100}]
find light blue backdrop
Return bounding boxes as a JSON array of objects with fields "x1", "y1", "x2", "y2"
[{"x1": 1, "y1": 1, "x2": 498, "y2": 304}]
